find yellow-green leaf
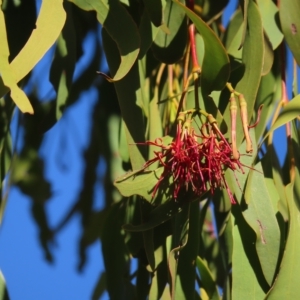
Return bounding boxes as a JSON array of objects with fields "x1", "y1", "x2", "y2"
[{"x1": 0, "y1": 4, "x2": 33, "y2": 113}]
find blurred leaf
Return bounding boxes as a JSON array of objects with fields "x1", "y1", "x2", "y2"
[
  {"x1": 101, "y1": 201, "x2": 135, "y2": 299},
  {"x1": 196, "y1": 256, "x2": 221, "y2": 300},
  {"x1": 152, "y1": 0, "x2": 187, "y2": 64},
  {"x1": 175, "y1": 0, "x2": 230, "y2": 94},
  {"x1": 123, "y1": 200, "x2": 184, "y2": 232},
  {"x1": 199, "y1": 0, "x2": 229, "y2": 22},
  {"x1": 0, "y1": 0, "x2": 66, "y2": 104},
  {"x1": 175, "y1": 208, "x2": 200, "y2": 299},
  {"x1": 0, "y1": 127, "x2": 12, "y2": 225},
  {"x1": 257, "y1": 0, "x2": 283, "y2": 50},
  {"x1": 50, "y1": 2, "x2": 76, "y2": 120},
  {"x1": 0, "y1": 6, "x2": 33, "y2": 113},
  {"x1": 244, "y1": 162, "x2": 281, "y2": 285},
  {"x1": 136, "y1": 260, "x2": 151, "y2": 300},
  {"x1": 0, "y1": 271, "x2": 9, "y2": 300},
  {"x1": 266, "y1": 183, "x2": 300, "y2": 299},
  {"x1": 70, "y1": 0, "x2": 140, "y2": 81},
  {"x1": 149, "y1": 235, "x2": 169, "y2": 299},
  {"x1": 279, "y1": 0, "x2": 300, "y2": 66}
]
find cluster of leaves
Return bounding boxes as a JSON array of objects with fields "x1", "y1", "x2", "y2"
[{"x1": 1, "y1": 0, "x2": 300, "y2": 299}]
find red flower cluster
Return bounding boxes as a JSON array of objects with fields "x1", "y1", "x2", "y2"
[{"x1": 143, "y1": 116, "x2": 244, "y2": 204}]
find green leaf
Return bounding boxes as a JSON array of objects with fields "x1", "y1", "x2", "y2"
[
  {"x1": 49, "y1": 2, "x2": 76, "y2": 120},
  {"x1": 257, "y1": 0, "x2": 283, "y2": 50},
  {"x1": 70, "y1": 0, "x2": 140, "y2": 82},
  {"x1": 261, "y1": 33, "x2": 274, "y2": 76},
  {"x1": 255, "y1": 64, "x2": 281, "y2": 143},
  {"x1": 0, "y1": 6, "x2": 33, "y2": 113},
  {"x1": 0, "y1": 0, "x2": 66, "y2": 110},
  {"x1": 101, "y1": 201, "x2": 135, "y2": 299},
  {"x1": 244, "y1": 162, "x2": 281, "y2": 285},
  {"x1": 231, "y1": 207, "x2": 267, "y2": 300},
  {"x1": 266, "y1": 183, "x2": 300, "y2": 299},
  {"x1": 114, "y1": 167, "x2": 164, "y2": 201},
  {"x1": 152, "y1": 0, "x2": 187, "y2": 64},
  {"x1": 175, "y1": 203, "x2": 199, "y2": 300},
  {"x1": 279, "y1": 0, "x2": 300, "y2": 66},
  {"x1": 269, "y1": 94, "x2": 300, "y2": 133},
  {"x1": 123, "y1": 200, "x2": 184, "y2": 232},
  {"x1": 174, "y1": 0, "x2": 230, "y2": 94},
  {"x1": 239, "y1": 0, "x2": 249, "y2": 50},
  {"x1": 143, "y1": 0, "x2": 165, "y2": 27},
  {"x1": 196, "y1": 256, "x2": 221, "y2": 300},
  {"x1": 138, "y1": 10, "x2": 161, "y2": 59}
]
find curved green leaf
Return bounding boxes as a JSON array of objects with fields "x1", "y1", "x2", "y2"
[
  {"x1": 279, "y1": 0, "x2": 300, "y2": 66},
  {"x1": 69, "y1": 0, "x2": 140, "y2": 82},
  {"x1": 269, "y1": 94, "x2": 300, "y2": 133},
  {"x1": 174, "y1": 0, "x2": 230, "y2": 94},
  {"x1": 0, "y1": 0, "x2": 66, "y2": 109}
]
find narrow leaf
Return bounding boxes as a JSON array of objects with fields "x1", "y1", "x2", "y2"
[
  {"x1": 0, "y1": 6, "x2": 33, "y2": 113},
  {"x1": 269, "y1": 94, "x2": 300, "y2": 133}
]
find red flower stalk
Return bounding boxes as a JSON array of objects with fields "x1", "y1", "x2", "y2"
[{"x1": 141, "y1": 115, "x2": 244, "y2": 204}]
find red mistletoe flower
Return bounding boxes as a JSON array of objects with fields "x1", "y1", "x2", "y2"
[{"x1": 142, "y1": 114, "x2": 244, "y2": 204}]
